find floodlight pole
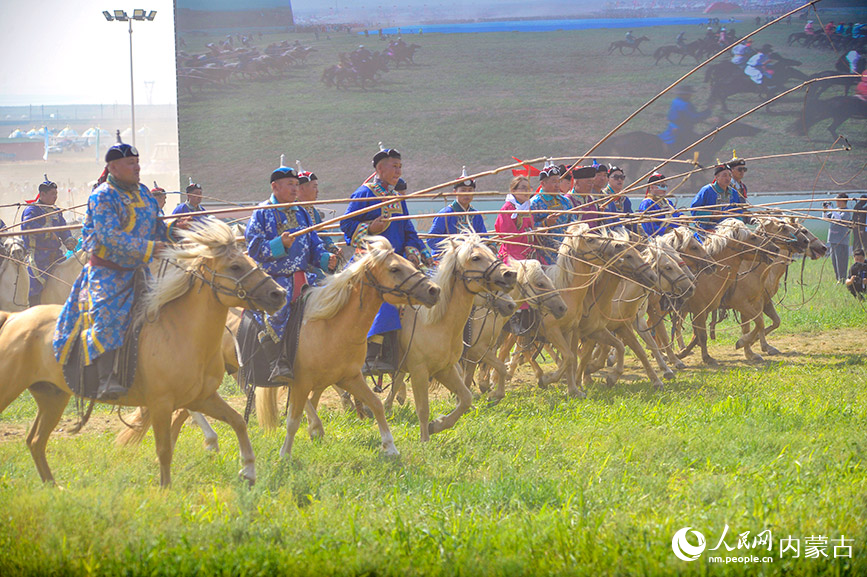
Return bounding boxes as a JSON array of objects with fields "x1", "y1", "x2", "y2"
[{"x1": 128, "y1": 17, "x2": 136, "y2": 147}]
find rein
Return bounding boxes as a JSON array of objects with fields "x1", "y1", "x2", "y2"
[{"x1": 457, "y1": 258, "x2": 506, "y2": 294}]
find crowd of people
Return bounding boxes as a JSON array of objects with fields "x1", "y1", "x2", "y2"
[{"x1": 3, "y1": 133, "x2": 865, "y2": 401}]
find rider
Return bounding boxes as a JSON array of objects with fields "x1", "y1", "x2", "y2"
[
  {"x1": 804, "y1": 20, "x2": 815, "y2": 35},
  {"x1": 296, "y1": 163, "x2": 340, "y2": 281},
  {"x1": 744, "y1": 44, "x2": 774, "y2": 85},
  {"x1": 728, "y1": 151, "x2": 749, "y2": 201},
  {"x1": 718, "y1": 27, "x2": 728, "y2": 47},
  {"x1": 625, "y1": 30, "x2": 635, "y2": 45},
  {"x1": 599, "y1": 165, "x2": 635, "y2": 232},
  {"x1": 730, "y1": 39, "x2": 753, "y2": 68},
  {"x1": 53, "y1": 141, "x2": 169, "y2": 400},
  {"x1": 704, "y1": 26, "x2": 717, "y2": 42},
  {"x1": 658, "y1": 85, "x2": 710, "y2": 154},
  {"x1": 246, "y1": 160, "x2": 337, "y2": 382},
  {"x1": 676, "y1": 32, "x2": 686, "y2": 47},
  {"x1": 495, "y1": 175, "x2": 535, "y2": 263},
  {"x1": 340, "y1": 144, "x2": 433, "y2": 374},
  {"x1": 690, "y1": 164, "x2": 744, "y2": 234},
  {"x1": 427, "y1": 167, "x2": 487, "y2": 256},
  {"x1": 172, "y1": 179, "x2": 208, "y2": 221},
  {"x1": 150, "y1": 182, "x2": 167, "y2": 216},
  {"x1": 529, "y1": 163, "x2": 574, "y2": 265},
  {"x1": 21, "y1": 175, "x2": 76, "y2": 306},
  {"x1": 639, "y1": 173, "x2": 681, "y2": 237},
  {"x1": 568, "y1": 165, "x2": 601, "y2": 229}
]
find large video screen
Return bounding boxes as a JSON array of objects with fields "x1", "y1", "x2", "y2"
[{"x1": 175, "y1": 0, "x2": 867, "y2": 218}]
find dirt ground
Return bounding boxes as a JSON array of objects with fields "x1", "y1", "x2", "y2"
[{"x1": 0, "y1": 326, "x2": 863, "y2": 444}]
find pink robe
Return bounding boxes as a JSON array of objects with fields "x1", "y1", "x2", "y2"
[{"x1": 495, "y1": 200, "x2": 535, "y2": 263}]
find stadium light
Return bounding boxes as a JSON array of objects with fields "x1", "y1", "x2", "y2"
[{"x1": 103, "y1": 9, "x2": 157, "y2": 147}]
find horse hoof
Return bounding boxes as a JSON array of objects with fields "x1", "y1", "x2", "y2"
[
  {"x1": 428, "y1": 420, "x2": 443, "y2": 435},
  {"x1": 735, "y1": 338, "x2": 744, "y2": 350},
  {"x1": 749, "y1": 354, "x2": 764, "y2": 363},
  {"x1": 238, "y1": 468, "x2": 256, "y2": 487},
  {"x1": 381, "y1": 443, "x2": 400, "y2": 457},
  {"x1": 765, "y1": 346, "x2": 780, "y2": 355},
  {"x1": 674, "y1": 360, "x2": 686, "y2": 370},
  {"x1": 704, "y1": 357, "x2": 719, "y2": 367},
  {"x1": 308, "y1": 425, "x2": 325, "y2": 440},
  {"x1": 568, "y1": 388, "x2": 586, "y2": 399},
  {"x1": 203, "y1": 439, "x2": 220, "y2": 452},
  {"x1": 653, "y1": 381, "x2": 665, "y2": 392},
  {"x1": 396, "y1": 394, "x2": 406, "y2": 406},
  {"x1": 605, "y1": 375, "x2": 617, "y2": 388},
  {"x1": 663, "y1": 370, "x2": 676, "y2": 380},
  {"x1": 537, "y1": 379, "x2": 548, "y2": 390}
]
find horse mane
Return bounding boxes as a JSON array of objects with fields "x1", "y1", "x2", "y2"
[
  {"x1": 704, "y1": 218, "x2": 751, "y2": 257},
  {"x1": 418, "y1": 231, "x2": 493, "y2": 325},
  {"x1": 514, "y1": 258, "x2": 545, "y2": 287},
  {"x1": 304, "y1": 236, "x2": 394, "y2": 323},
  {"x1": 136, "y1": 220, "x2": 239, "y2": 326},
  {"x1": 658, "y1": 227, "x2": 692, "y2": 252},
  {"x1": 647, "y1": 236, "x2": 680, "y2": 264}
]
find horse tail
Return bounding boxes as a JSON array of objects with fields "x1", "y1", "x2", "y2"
[
  {"x1": 255, "y1": 386, "x2": 280, "y2": 430},
  {"x1": 116, "y1": 406, "x2": 152, "y2": 446}
]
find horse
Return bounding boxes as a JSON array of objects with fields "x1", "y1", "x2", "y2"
[
  {"x1": 0, "y1": 236, "x2": 30, "y2": 312},
  {"x1": 254, "y1": 237, "x2": 441, "y2": 460},
  {"x1": 794, "y1": 95, "x2": 867, "y2": 138},
  {"x1": 386, "y1": 43, "x2": 421, "y2": 67},
  {"x1": 607, "y1": 36, "x2": 650, "y2": 55},
  {"x1": 0, "y1": 220, "x2": 286, "y2": 487},
  {"x1": 381, "y1": 233, "x2": 517, "y2": 441},
  {"x1": 653, "y1": 45, "x2": 700, "y2": 65},
  {"x1": 461, "y1": 259, "x2": 568, "y2": 402},
  {"x1": 587, "y1": 238, "x2": 696, "y2": 388},
  {"x1": 676, "y1": 219, "x2": 778, "y2": 366},
  {"x1": 706, "y1": 64, "x2": 807, "y2": 112},
  {"x1": 599, "y1": 122, "x2": 761, "y2": 188},
  {"x1": 39, "y1": 250, "x2": 86, "y2": 305}
]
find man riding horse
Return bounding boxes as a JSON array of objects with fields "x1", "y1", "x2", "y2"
[
  {"x1": 54, "y1": 142, "x2": 169, "y2": 400},
  {"x1": 295, "y1": 161, "x2": 340, "y2": 281},
  {"x1": 245, "y1": 161, "x2": 337, "y2": 383},
  {"x1": 658, "y1": 85, "x2": 710, "y2": 155},
  {"x1": 427, "y1": 167, "x2": 487, "y2": 256},
  {"x1": 172, "y1": 179, "x2": 208, "y2": 221},
  {"x1": 690, "y1": 164, "x2": 745, "y2": 235},
  {"x1": 340, "y1": 144, "x2": 433, "y2": 374},
  {"x1": 21, "y1": 175, "x2": 76, "y2": 306}
]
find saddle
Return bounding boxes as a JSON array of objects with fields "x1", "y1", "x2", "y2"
[
  {"x1": 506, "y1": 308, "x2": 540, "y2": 336},
  {"x1": 61, "y1": 270, "x2": 145, "y2": 400},
  {"x1": 236, "y1": 295, "x2": 307, "y2": 391}
]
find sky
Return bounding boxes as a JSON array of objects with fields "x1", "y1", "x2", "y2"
[{"x1": 1, "y1": 0, "x2": 178, "y2": 106}]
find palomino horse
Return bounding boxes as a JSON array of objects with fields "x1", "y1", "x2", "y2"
[
  {"x1": 677, "y1": 219, "x2": 778, "y2": 366},
  {"x1": 463, "y1": 259, "x2": 568, "y2": 402},
  {"x1": 255, "y1": 237, "x2": 441, "y2": 460},
  {"x1": 0, "y1": 221, "x2": 285, "y2": 487},
  {"x1": 587, "y1": 238, "x2": 695, "y2": 389},
  {"x1": 0, "y1": 236, "x2": 30, "y2": 311},
  {"x1": 39, "y1": 250, "x2": 86, "y2": 305},
  {"x1": 382, "y1": 233, "x2": 517, "y2": 441},
  {"x1": 720, "y1": 216, "x2": 826, "y2": 361}
]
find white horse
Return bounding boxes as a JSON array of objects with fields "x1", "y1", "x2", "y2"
[{"x1": 0, "y1": 236, "x2": 30, "y2": 311}]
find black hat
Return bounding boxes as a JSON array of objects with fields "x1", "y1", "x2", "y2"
[
  {"x1": 38, "y1": 174, "x2": 57, "y2": 193},
  {"x1": 394, "y1": 178, "x2": 407, "y2": 191},
  {"x1": 105, "y1": 142, "x2": 139, "y2": 163},
  {"x1": 572, "y1": 166, "x2": 596, "y2": 180},
  {"x1": 453, "y1": 166, "x2": 475, "y2": 189},
  {"x1": 271, "y1": 155, "x2": 299, "y2": 183},
  {"x1": 295, "y1": 160, "x2": 318, "y2": 184},
  {"x1": 714, "y1": 164, "x2": 732, "y2": 176},
  {"x1": 854, "y1": 248, "x2": 865, "y2": 256},
  {"x1": 186, "y1": 177, "x2": 202, "y2": 194},
  {"x1": 151, "y1": 180, "x2": 166, "y2": 195},
  {"x1": 729, "y1": 157, "x2": 746, "y2": 168},
  {"x1": 608, "y1": 164, "x2": 624, "y2": 175},
  {"x1": 373, "y1": 142, "x2": 401, "y2": 167},
  {"x1": 836, "y1": 192, "x2": 850, "y2": 199},
  {"x1": 594, "y1": 164, "x2": 609, "y2": 174},
  {"x1": 539, "y1": 164, "x2": 561, "y2": 181},
  {"x1": 648, "y1": 173, "x2": 666, "y2": 185}
]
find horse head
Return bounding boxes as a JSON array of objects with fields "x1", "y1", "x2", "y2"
[
  {"x1": 153, "y1": 220, "x2": 286, "y2": 316},
  {"x1": 716, "y1": 218, "x2": 779, "y2": 264},
  {"x1": 359, "y1": 236, "x2": 440, "y2": 308},
  {"x1": 785, "y1": 216, "x2": 827, "y2": 259},
  {"x1": 660, "y1": 227, "x2": 716, "y2": 275},
  {"x1": 476, "y1": 291, "x2": 517, "y2": 317},
  {"x1": 648, "y1": 239, "x2": 695, "y2": 299},
  {"x1": 441, "y1": 232, "x2": 517, "y2": 295},
  {"x1": 755, "y1": 216, "x2": 810, "y2": 254},
  {"x1": 514, "y1": 258, "x2": 568, "y2": 319}
]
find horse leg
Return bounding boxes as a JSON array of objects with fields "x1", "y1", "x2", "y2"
[
  {"x1": 383, "y1": 372, "x2": 404, "y2": 413},
  {"x1": 26, "y1": 382, "x2": 70, "y2": 485},
  {"x1": 595, "y1": 329, "x2": 626, "y2": 387},
  {"x1": 169, "y1": 409, "x2": 191, "y2": 446},
  {"x1": 618, "y1": 326, "x2": 665, "y2": 390},
  {"x1": 187, "y1": 393, "x2": 256, "y2": 485},
  {"x1": 538, "y1": 327, "x2": 572, "y2": 389},
  {"x1": 339, "y1": 373, "x2": 398, "y2": 456},
  {"x1": 428, "y1": 364, "x2": 473, "y2": 436},
  {"x1": 693, "y1": 312, "x2": 717, "y2": 366},
  {"x1": 409, "y1": 369, "x2": 432, "y2": 442},
  {"x1": 306, "y1": 391, "x2": 325, "y2": 439},
  {"x1": 482, "y1": 349, "x2": 509, "y2": 402},
  {"x1": 149, "y1": 403, "x2": 176, "y2": 488},
  {"x1": 760, "y1": 300, "x2": 781, "y2": 355},
  {"x1": 190, "y1": 411, "x2": 220, "y2": 451},
  {"x1": 635, "y1": 318, "x2": 675, "y2": 379},
  {"x1": 735, "y1": 305, "x2": 765, "y2": 362},
  {"x1": 278, "y1": 385, "x2": 309, "y2": 461}
]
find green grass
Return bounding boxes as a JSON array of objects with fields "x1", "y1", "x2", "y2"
[
  {"x1": 177, "y1": 10, "x2": 867, "y2": 204},
  {"x1": 0, "y1": 258, "x2": 865, "y2": 576}
]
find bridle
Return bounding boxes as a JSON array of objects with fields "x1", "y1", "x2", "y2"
[
  {"x1": 189, "y1": 259, "x2": 274, "y2": 309},
  {"x1": 457, "y1": 257, "x2": 507, "y2": 294},
  {"x1": 363, "y1": 266, "x2": 430, "y2": 301}
]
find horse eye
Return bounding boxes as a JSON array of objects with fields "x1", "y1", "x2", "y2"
[
  {"x1": 389, "y1": 266, "x2": 400, "y2": 273},
  {"x1": 230, "y1": 263, "x2": 243, "y2": 272},
  {"x1": 471, "y1": 255, "x2": 480, "y2": 261}
]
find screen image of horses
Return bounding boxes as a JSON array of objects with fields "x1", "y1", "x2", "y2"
[{"x1": 174, "y1": 3, "x2": 867, "y2": 203}]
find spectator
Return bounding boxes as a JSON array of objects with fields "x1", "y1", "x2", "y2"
[
  {"x1": 846, "y1": 248, "x2": 866, "y2": 299},
  {"x1": 824, "y1": 193, "x2": 851, "y2": 282}
]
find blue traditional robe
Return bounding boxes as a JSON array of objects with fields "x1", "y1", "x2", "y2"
[
  {"x1": 426, "y1": 200, "x2": 488, "y2": 255},
  {"x1": 638, "y1": 196, "x2": 681, "y2": 237},
  {"x1": 659, "y1": 97, "x2": 710, "y2": 148},
  {"x1": 690, "y1": 182, "x2": 743, "y2": 232},
  {"x1": 529, "y1": 192, "x2": 575, "y2": 265},
  {"x1": 303, "y1": 205, "x2": 336, "y2": 281},
  {"x1": 599, "y1": 185, "x2": 635, "y2": 232},
  {"x1": 171, "y1": 201, "x2": 208, "y2": 221},
  {"x1": 22, "y1": 202, "x2": 72, "y2": 301},
  {"x1": 340, "y1": 178, "x2": 431, "y2": 337},
  {"x1": 54, "y1": 178, "x2": 167, "y2": 365},
  {"x1": 246, "y1": 195, "x2": 331, "y2": 342}
]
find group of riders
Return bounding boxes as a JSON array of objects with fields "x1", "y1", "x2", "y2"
[{"x1": 2, "y1": 135, "x2": 770, "y2": 402}]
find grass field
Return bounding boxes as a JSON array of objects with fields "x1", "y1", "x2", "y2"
[
  {"x1": 177, "y1": 11, "x2": 867, "y2": 204},
  {"x1": 0, "y1": 257, "x2": 865, "y2": 576}
]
